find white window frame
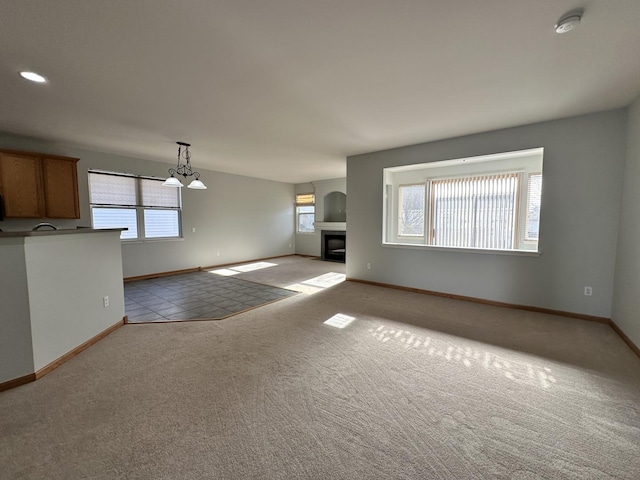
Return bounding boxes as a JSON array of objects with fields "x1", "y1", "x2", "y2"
[
  {"x1": 296, "y1": 193, "x2": 315, "y2": 234},
  {"x1": 524, "y1": 172, "x2": 542, "y2": 243},
  {"x1": 383, "y1": 148, "x2": 543, "y2": 254},
  {"x1": 89, "y1": 170, "x2": 183, "y2": 241}
]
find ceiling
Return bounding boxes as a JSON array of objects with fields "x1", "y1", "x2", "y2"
[{"x1": 1, "y1": 1, "x2": 640, "y2": 184}]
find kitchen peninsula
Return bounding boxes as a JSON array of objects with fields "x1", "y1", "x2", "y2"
[{"x1": 0, "y1": 228, "x2": 125, "y2": 390}]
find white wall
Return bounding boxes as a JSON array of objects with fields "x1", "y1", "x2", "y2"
[
  {"x1": 0, "y1": 238, "x2": 34, "y2": 383},
  {"x1": 0, "y1": 132, "x2": 295, "y2": 277},
  {"x1": 612, "y1": 96, "x2": 640, "y2": 345},
  {"x1": 347, "y1": 110, "x2": 627, "y2": 318}
]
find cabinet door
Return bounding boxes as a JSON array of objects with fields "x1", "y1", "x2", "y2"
[
  {"x1": 42, "y1": 157, "x2": 80, "y2": 218},
  {"x1": 0, "y1": 153, "x2": 44, "y2": 218}
]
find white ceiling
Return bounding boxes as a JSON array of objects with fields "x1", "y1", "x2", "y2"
[{"x1": 1, "y1": 1, "x2": 640, "y2": 184}]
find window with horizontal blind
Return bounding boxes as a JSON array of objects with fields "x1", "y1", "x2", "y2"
[
  {"x1": 296, "y1": 193, "x2": 315, "y2": 233},
  {"x1": 383, "y1": 148, "x2": 543, "y2": 252},
  {"x1": 89, "y1": 170, "x2": 182, "y2": 240}
]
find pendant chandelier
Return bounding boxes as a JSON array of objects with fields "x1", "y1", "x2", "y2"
[{"x1": 162, "y1": 141, "x2": 207, "y2": 189}]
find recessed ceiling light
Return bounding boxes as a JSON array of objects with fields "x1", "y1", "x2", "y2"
[
  {"x1": 555, "y1": 13, "x2": 582, "y2": 34},
  {"x1": 19, "y1": 71, "x2": 47, "y2": 83}
]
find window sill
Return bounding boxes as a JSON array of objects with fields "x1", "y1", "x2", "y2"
[
  {"x1": 122, "y1": 237, "x2": 185, "y2": 244},
  {"x1": 297, "y1": 231, "x2": 316, "y2": 235},
  {"x1": 382, "y1": 242, "x2": 541, "y2": 257}
]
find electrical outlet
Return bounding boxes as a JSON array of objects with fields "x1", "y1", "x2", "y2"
[
  {"x1": 191, "y1": 227, "x2": 196, "y2": 233},
  {"x1": 584, "y1": 286, "x2": 592, "y2": 296},
  {"x1": 103, "y1": 296, "x2": 110, "y2": 307},
  {"x1": 216, "y1": 251, "x2": 220, "y2": 256},
  {"x1": 367, "y1": 262, "x2": 372, "y2": 269}
]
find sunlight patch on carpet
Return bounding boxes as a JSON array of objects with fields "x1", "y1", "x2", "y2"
[
  {"x1": 323, "y1": 313, "x2": 356, "y2": 329},
  {"x1": 368, "y1": 324, "x2": 558, "y2": 389},
  {"x1": 286, "y1": 272, "x2": 346, "y2": 295}
]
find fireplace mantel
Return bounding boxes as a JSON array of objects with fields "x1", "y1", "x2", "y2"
[{"x1": 315, "y1": 222, "x2": 346, "y2": 230}]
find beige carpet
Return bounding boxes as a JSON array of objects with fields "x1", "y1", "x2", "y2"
[
  {"x1": 215, "y1": 255, "x2": 346, "y2": 289},
  {"x1": 1, "y1": 256, "x2": 639, "y2": 479}
]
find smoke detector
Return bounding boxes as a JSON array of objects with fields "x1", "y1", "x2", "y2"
[{"x1": 555, "y1": 12, "x2": 582, "y2": 34}]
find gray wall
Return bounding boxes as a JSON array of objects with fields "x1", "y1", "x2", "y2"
[
  {"x1": 0, "y1": 238, "x2": 34, "y2": 383},
  {"x1": 347, "y1": 110, "x2": 627, "y2": 318},
  {"x1": 0, "y1": 132, "x2": 295, "y2": 277},
  {"x1": 0, "y1": 231, "x2": 125, "y2": 383},
  {"x1": 25, "y1": 231, "x2": 125, "y2": 371},
  {"x1": 612, "y1": 95, "x2": 640, "y2": 345}
]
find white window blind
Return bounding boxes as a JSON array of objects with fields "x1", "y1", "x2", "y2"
[
  {"x1": 89, "y1": 173, "x2": 137, "y2": 206},
  {"x1": 141, "y1": 178, "x2": 180, "y2": 208},
  {"x1": 431, "y1": 173, "x2": 518, "y2": 249},
  {"x1": 525, "y1": 173, "x2": 542, "y2": 241},
  {"x1": 296, "y1": 193, "x2": 315, "y2": 205},
  {"x1": 398, "y1": 184, "x2": 425, "y2": 236}
]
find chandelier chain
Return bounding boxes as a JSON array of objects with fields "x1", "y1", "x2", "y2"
[{"x1": 167, "y1": 142, "x2": 201, "y2": 180}]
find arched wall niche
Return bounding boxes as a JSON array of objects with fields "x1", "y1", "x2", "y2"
[{"x1": 324, "y1": 191, "x2": 346, "y2": 222}]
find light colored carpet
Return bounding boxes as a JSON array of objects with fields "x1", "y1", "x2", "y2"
[
  {"x1": 223, "y1": 255, "x2": 346, "y2": 289},
  {"x1": 1, "y1": 257, "x2": 639, "y2": 479}
]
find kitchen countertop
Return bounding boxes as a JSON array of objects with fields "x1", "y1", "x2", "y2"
[{"x1": 0, "y1": 227, "x2": 126, "y2": 238}]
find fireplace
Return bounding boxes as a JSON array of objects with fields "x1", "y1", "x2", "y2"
[{"x1": 321, "y1": 230, "x2": 346, "y2": 263}]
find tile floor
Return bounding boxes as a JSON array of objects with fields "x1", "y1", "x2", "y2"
[{"x1": 124, "y1": 271, "x2": 297, "y2": 323}]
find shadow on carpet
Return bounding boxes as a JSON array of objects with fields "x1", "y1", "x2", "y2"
[{"x1": 124, "y1": 271, "x2": 298, "y2": 323}]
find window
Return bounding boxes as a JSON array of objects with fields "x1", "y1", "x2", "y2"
[
  {"x1": 296, "y1": 193, "x2": 315, "y2": 233},
  {"x1": 525, "y1": 173, "x2": 542, "y2": 241},
  {"x1": 89, "y1": 171, "x2": 182, "y2": 240},
  {"x1": 383, "y1": 148, "x2": 543, "y2": 252},
  {"x1": 398, "y1": 184, "x2": 425, "y2": 236},
  {"x1": 431, "y1": 173, "x2": 518, "y2": 249}
]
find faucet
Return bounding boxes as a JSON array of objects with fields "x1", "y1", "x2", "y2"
[{"x1": 32, "y1": 222, "x2": 58, "y2": 231}]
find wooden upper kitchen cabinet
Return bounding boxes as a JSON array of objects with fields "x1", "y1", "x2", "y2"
[
  {"x1": 0, "y1": 150, "x2": 80, "y2": 219},
  {"x1": 0, "y1": 152, "x2": 44, "y2": 218},
  {"x1": 41, "y1": 156, "x2": 80, "y2": 218}
]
